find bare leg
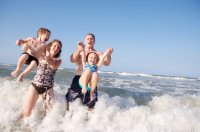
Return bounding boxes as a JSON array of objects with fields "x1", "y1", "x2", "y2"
[
  {"x1": 43, "y1": 88, "x2": 54, "y2": 111},
  {"x1": 89, "y1": 72, "x2": 98, "y2": 101},
  {"x1": 17, "y1": 61, "x2": 37, "y2": 82},
  {"x1": 21, "y1": 85, "x2": 39, "y2": 118},
  {"x1": 79, "y1": 69, "x2": 92, "y2": 94},
  {"x1": 11, "y1": 54, "x2": 29, "y2": 77}
]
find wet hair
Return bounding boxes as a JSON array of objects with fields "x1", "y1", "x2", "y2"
[
  {"x1": 48, "y1": 39, "x2": 62, "y2": 58},
  {"x1": 37, "y1": 27, "x2": 51, "y2": 37},
  {"x1": 86, "y1": 52, "x2": 99, "y2": 63},
  {"x1": 85, "y1": 33, "x2": 95, "y2": 42}
]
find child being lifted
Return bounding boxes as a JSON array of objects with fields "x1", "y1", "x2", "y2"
[
  {"x1": 11, "y1": 27, "x2": 51, "y2": 82},
  {"x1": 78, "y1": 41, "x2": 113, "y2": 105}
]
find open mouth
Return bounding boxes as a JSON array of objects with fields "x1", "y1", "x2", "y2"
[{"x1": 87, "y1": 43, "x2": 92, "y2": 45}]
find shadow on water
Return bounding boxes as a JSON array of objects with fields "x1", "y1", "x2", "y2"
[{"x1": 99, "y1": 87, "x2": 162, "y2": 106}]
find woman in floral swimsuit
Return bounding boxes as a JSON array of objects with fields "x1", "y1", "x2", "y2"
[{"x1": 21, "y1": 39, "x2": 62, "y2": 118}]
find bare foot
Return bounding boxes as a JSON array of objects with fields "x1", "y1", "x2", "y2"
[
  {"x1": 11, "y1": 70, "x2": 21, "y2": 77},
  {"x1": 17, "y1": 73, "x2": 24, "y2": 82},
  {"x1": 90, "y1": 94, "x2": 94, "y2": 102}
]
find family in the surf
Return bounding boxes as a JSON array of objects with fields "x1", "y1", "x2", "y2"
[{"x1": 11, "y1": 27, "x2": 113, "y2": 118}]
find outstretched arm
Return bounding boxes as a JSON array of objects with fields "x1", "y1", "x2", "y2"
[
  {"x1": 80, "y1": 49, "x2": 86, "y2": 68},
  {"x1": 97, "y1": 48, "x2": 113, "y2": 68},
  {"x1": 16, "y1": 37, "x2": 34, "y2": 46},
  {"x1": 102, "y1": 48, "x2": 113, "y2": 66},
  {"x1": 70, "y1": 41, "x2": 84, "y2": 63}
]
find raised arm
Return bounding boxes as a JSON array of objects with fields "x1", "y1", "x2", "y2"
[
  {"x1": 97, "y1": 48, "x2": 113, "y2": 68},
  {"x1": 70, "y1": 41, "x2": 84, "y2": 63},
  {"x1": 102, "y1": 48, "x2": 113, "y2": 66},
  {"x1": 16, "y1": 37, "x2": 34, "y2": 46},
  {"x1": 45, "y1": 49, "x2": 62, "y2": 70},
  {"x1": 80, "y1": 49, "x2": 86, "y2": 68}
]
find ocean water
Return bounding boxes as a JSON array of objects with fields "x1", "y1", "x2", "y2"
[{"x1": 0, "y1": 63, "x2": 200, "y2": 132}]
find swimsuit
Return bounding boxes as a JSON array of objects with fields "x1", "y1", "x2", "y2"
[
  {"x1": 83, "y1": 63, "x2": 97, "y2": 72},
  {"x1": 22, "y1": 52, "x2": 39, "y2": 66},
  {"x1": 79, "y1": 80, "x2": 91, "y2": 91},
  {"x1": 32, "y1": 62, "x2": 57, "y2": 94},
  {"x1": 65, "y1": 75, "x2": 98, "y2": 108},
  {"x1": 31, "y1": 82, "x2": 51, "y2": 94},
  {"x1": 65, "y1": 64, "x2": 98, "y2": 108}
]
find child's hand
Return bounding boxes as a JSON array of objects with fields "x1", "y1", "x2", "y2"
[
  {"x1": 105, "y1": 48, "x2": 113, "y2": 55},
  {"x1": 41, "y1": 44, "x2": 47, "y2": 56},
  {"x1": 46, "y1": 50, "x2": 50, "y2": 58},
  {"x1": 16, "y1": 40, "x2": 22, "y2": 46},
  {"x1": 45, "y1": 51, "x2": 51, "y2": 61}
]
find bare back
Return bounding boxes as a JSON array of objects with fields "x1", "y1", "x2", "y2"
[{"x1": 26, "y1": 38, "x2": 46, "y2": 60}]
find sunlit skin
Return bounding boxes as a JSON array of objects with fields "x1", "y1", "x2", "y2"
[
  {"x1": 87, "y1": 53, "x2": 98, "y2": 66},
  {"x1": 79, "y1": 48, "x2": 112, "y2": 102},
  {"x1": 40, "y1": 32, "x2": 51, "y2": 43},
  {"x1": 70, "y1": 34, "x2": 113, "y2": 75},
  {"x1": 49, "y1": 41, "x2": 62, "y2": 58},
  {"x1": 84, "y1": 35, "x2": 95, "y2": 49},
  {"x1": 11, "y1": 28, "x2": 51, "y2": 82},
  {"x1": 66, "y1": 33, "x2": 113, "y2": 111},
  {"x1": 21, "y1": 40, "x2": 62, "y2": 118}
]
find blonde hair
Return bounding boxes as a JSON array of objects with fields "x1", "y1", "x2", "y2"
[{"x1": 37, "y1": 27, "x2": 51, "y2": 37}]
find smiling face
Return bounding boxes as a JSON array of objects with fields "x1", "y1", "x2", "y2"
[
  {"x1": 40, "y1": 32, "x2": 51, "y2": 43},
  {"x1": 86, "y1": 52, "x2": 98, "y2": 65},
  {"x1": 49, "y1": 40, "x2": 62, "y2": 58},
  {"x1": 37, "y1": 28, "x2": 51, "y2": 43},
  {"x1": 85, "y1": 34, "x2": 95, "y2": 48}
]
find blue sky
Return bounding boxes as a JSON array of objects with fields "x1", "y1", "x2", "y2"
[{"x1": 0, "y1": 0, "x2": 199, "y2": 77}]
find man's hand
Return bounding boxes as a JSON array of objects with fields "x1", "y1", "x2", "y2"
[{"x1": 77, "y1": 41, "x2": 84, "y2": 52}]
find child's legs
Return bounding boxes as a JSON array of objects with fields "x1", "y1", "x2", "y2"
[
  {"x1": 22, "y1": 85, "x2": 39, "y2": 117},
  {"x1": 88, "y1": 72, "x2": 99, "y2": 101},
  {"x1": 21, "y1": 61, "x2": 37, "y2": 77},
  {"x1": 79, "y1": 69, "x2": 92, "y2": 93},
  {"x1": 17, "y1": 61, "x2": 37, "y2": 82},
  {"x1": 11, "y1": 54, "x2": 29, "y2": 77},
  {"x1": 16, "y1": 54, "x2": 29, "y2": 71}
]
